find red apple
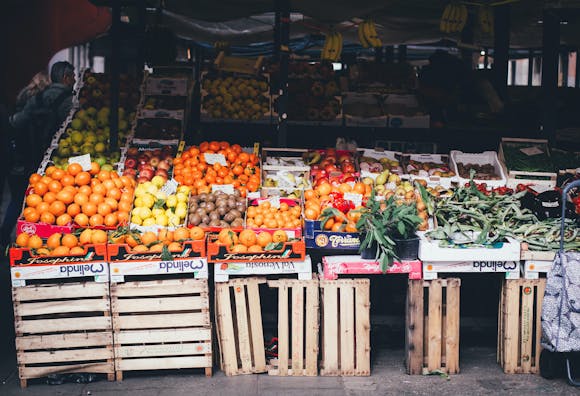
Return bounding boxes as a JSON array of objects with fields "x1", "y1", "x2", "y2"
[
  {"x1": 342, "y1": 163, "x2": 355, "y2": 173},
  {"x1": 149, "y1": 157, "x2": 160, "y2": 167},
  {"x1": 137, "y1": 176, "x2": 150, "y2": 184},
  {"x1": 155, "y1": 169, "x2": 169, "y2": 179},
  {"x1": 325, "y1": 164, "x2": 338, "y2": 173},
  {"x1": 342, "y1": 176, "x2": 356, "y2": 183},
  {"x1": 140, "y1": 168, "x2": 154, "y2": 180},
  {"x1": 338, "y1": 154, "x2": 351, "y2": 163},
  {"x1": 123, "y1": 168, "x2": 137, "y2": 177},
  {"x1": 157, "y1": 160, "x2": 171, "y2": 171},
  {"x1": 124, "y1": 158, "x2": 137, "y2": 169}
]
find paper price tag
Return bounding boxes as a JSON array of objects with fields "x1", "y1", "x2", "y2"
[
  {"x1": 160, "y1": 178, "x2": 179, "y2": 195},
  {"x1": 520, "y1": 147, "x2": 544, "y2": 156},
  {"x1": 343, "y1": 193, "x2": 363, "y2": 207},
  {"x1": 212, "y1": 184, "x2": 234, "y2": 194},
  {"x1": 268, "y1": 196, "x2": 280, "y2": 209},
  {"x1": 253, "y1": 142, "x2": 260, "y2": 156},
  {"x1": 204, "y1": 153, "x2": 227, "y2": 165},
  {"x1": 247, "y1": 191, "x2": 261, "y2": 199},
  {"x1": 68, "y1": 154, "x2": 92, "y2": 171},
  {"x1": 176, "y1": 140, "x2": 185, "y2": 157}
]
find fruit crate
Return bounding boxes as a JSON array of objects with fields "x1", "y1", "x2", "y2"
[
  {"x1": 13, "y1": 281, "x2": 114, "y2": 388},
  {"x1": 207, "y1": 233, "x2": 306, "y2": 263},
  {"x1": 304, "y1": 219, "x2": 361, "y2": 251},
  {"x1": 134, "y1": 111, "x2": 184, "y2": 142},
  {"x1": 213, "y1": 52, "x2": 265, "y2": 75},
  {"x1": 267, "y1": 279, "x2": 320, "y2": 376},
  {"x1": 358, "y1": 148, "x2": 404, "y2": 181},
  {"x1": 405, "y1": 279, "x2": 461, "y2": 375},
  {"x1": 246, "y1": 197, "x2": 303, "y2": 238},
  {"x1": 9, "y1": 243, "x2": 107, "y2": 267},
  {"x1": 261, "y1": 148, "x2": 310, "y2": 172},
  {"x1": 384, "y1": 94, "x2": 430, "y2": 129},
  {"x1": 122, "y1": 140, "x2": 178, "y2": 181},
  {"x1": 261, "y1": 148, "x2": 311, "y2": 195},
  {"x1": 214, "y1": 256, "x2": 313, "y2": 283},
  {"x1": 111, "y1": 278, "x2": 212, "y2": 380},
  {"x1": 285, "y1": 96, "x2": 343, "y2": 126},
  {"x1": 319, "y1": 279, "x2": 370, "y2": 376},
  {"x1": 107, "y1": 239, "x2": 206, "y2": 263},
  {"x1": 450, "y1": 150, "x2": 507, "y2": 188},
  {"x1": 498, "y1": 138, "x2": 557, "y2": 190},
  {"x1": 497, "y1": 278, "x2": 546, "y2": 374},
  {"x1": 402, "y1": 153, "x2": 456, "y2": 188},
  {"x1": 215, "y1": 277, "x2": 267, "y2": 376},
  {"x1": 140, "y1": 94, "x2": 188, "y2": 111}
]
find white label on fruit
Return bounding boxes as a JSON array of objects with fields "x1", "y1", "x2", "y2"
[
  {"x1": 212, "y1": 184, "x2": 234, "y2": 194},
  {"x1": 520, "y1": 147, "x2": 544, "y2": 156},
  {"x1": 269, "y1": 196, "x2": 280, "y2": 209},
  {"x1": 160, "y1": 178, "x2": 179, "y2": 195},
  {"x1": 361, "y1": 170, "x2": 378, "y2": 180},
  {"x1": 247, "y1": 191, "x2": 261, "y2": 199},
  {"x1": 68, "y1": 154, "x2": 91, "y2": 171},
  {"x1": 344, "y1": 193, "x2": 363, "y2": 207},
  {"x1": 204, "y1": 153, "x2": 226, "y2": 165}
]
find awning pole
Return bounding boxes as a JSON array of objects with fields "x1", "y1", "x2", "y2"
[{"x1": 109, "y1": 0, "x2": 121, "y2": 152}]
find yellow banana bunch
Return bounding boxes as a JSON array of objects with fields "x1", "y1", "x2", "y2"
[
  {"x1": 358, "y1": 20, "x2": 382, "y2": 48},
  {"x1": 478, "y1": 6, "x2": 494, "y2": 35},
  {"x1": 439, "y1": 3, "x2": 468, "y2": 34},
  {"x1": 322, "y1": 31, "x2": 343, "y2": 62}
]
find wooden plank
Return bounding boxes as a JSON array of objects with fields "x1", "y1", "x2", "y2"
[
  {"x1": 19, "y1": 348, "x2": 112, "y2": 364},
  {"x1": 321, "y1": 282, "x2": 339, "y2": 375},
  {"x1": 277, "y1": 284, "x2": 289, "y2": 375},
  {"x1": 17, "y1": 316, "x2": 111, "y2": 334},
  {"x1": 20, "y1": 362, "x2": 113, "y2": 378},
  {"x1": 340, "y1": 284, "x2": 355, "y2": 375},
  {"x1": 114, "y1": 312, "x2": 209, "y2": 330},
  {"x1": 16, "y1": 332, "x2": 112, "y2": 350},
  {"x1": 305, "y1": 281, "x2": 319, "y2": 376},
  {"x1": 246, "y1": 280, "x2": 266, "y2": 373},
  {"x1": 114, "y1": 296, "x2": 208, "y2": 313},
  {"x1": 116, "y1": 356, "x2": 212, "y2": 371},
  {"x1": 115, "y1": 328, "x2": 211, "y2": 344},
  {"x1": 427, "y1": 280, "x2": 443, "y2": 372},
  {"x1": 234, "y1": 283, "x2": 252, "y2": 373},
  {"x1": 215, "y1": 283, "x2": 238, "y2": 375},
  {"x1": 116, "y1": 342, "x2": 211, "y2": 358},
  {"x1": 13, "y1": 282, "x2": 108, "y2": 301},
  {"x1": 291, "y1": 284, "x2": 304, "y2": 375},
  {"x1": 354, "y1": 280, "x2": 370, "y2": 376},
  {"x1": 445, "y1": 279, "x2": 460, "y2": 374},
  {"x1": 497, "y1": 281, "x2": 504, "y2": 365},
  {"x1": 406, "y1": 280, "x2": 424, "y2": 375},
  {"x1": 535, "y1": 279, "x2": 546, "y2": 371},
  {"x1": 520, "y1": 282, "x2": 534, "y2": 373},
  {"x1": 503, "y1": 280, "x2": 520, "y2": 374},
  {"x1": 15, "y1": 298, "x2": 109, "y2": 317},
  {"x1": 113, "y1": 279, "x2": 208, "y2": 297}
]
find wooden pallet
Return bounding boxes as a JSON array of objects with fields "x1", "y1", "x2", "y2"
[
  {"x1": 319, "y1": 279, "x2": 370, "y2": 376},
  {"x1": 405, "y1": 279, "x2": 461, "y2": 375},
  {"x1": 111, "y1": 278, "x2": 212, "y2": 380},
  {"x1": 215, "y1": 277, "x2": 267, "y2": 376},
  {"x1": 267, "y1": 279, "x2": 319, "y2": 376},
  {"x1": 13, "y1": 282, "x2": 114, "y2": 388},
  {"x1": 497, "y1": 278, "x2": 546, "y2": 374}
]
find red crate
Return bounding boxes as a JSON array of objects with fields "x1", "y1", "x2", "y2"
[
  {"x1": 207, "y1": 234, "x2": 305, "y2": 263},
  {"x1": 107, "y1": 239, "x2": 206, "y2": 262},
  {"x1": 9, "y1": 244, "x2": 107, "y2": 267}
]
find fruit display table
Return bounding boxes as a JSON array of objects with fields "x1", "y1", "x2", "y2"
[{"x1": 321, "y1": 255, "x2": 422, "y2": 280}]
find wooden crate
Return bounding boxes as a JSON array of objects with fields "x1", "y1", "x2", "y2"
[
  {"x1": 13, "y1": 282, "x2": 114, "y2": 388},
  {"x1": 319, "y1": 279, "x2": 370, "y2": 376},
  {"x1": 405, "y1": 279, "x2": 461, "y2": 375},
  {"x1": 267, "y1": 279, "x2": 319, "y2": 376},
  {"x1": 111, "y1": 278, "x2": 212, "y2": 380},
  {"x1": 215, "y1": 277, "x2": 267, "y2": 376},
  {"x1": 214, "y1": 52, "x2": 265, "y2": 75},
  {"x1": 497, "y1": 278, "x2": 546, "y2": 374}
]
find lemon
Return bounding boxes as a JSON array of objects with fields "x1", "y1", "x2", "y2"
[
  {"x1": 175, "y1": 206, "x2": 187, "y2": 219},
  {"x1": 155, "y1": 214, "x2": 169, "y2": 226},
  {"x1": 139, "y1": 207, "x2": 152, "y2": 219},
  {"x1": 131, "y1": 215, "x2": 142, "y2": 225},
  {"x1": 141, "y1": 194, "x2": 155, "y2": 209},
  {"x1": 135, "y1": 185, "x2": 147, "y2": 197},
  {"x1": 134, "y1": 197, "x2": 144, "y2": 208},
  {"x1": 142, "y1": 217, "x2": 156, "y2": 227},
  {"x1": 176, "y1": 202, "x2": 187, "y2": 211},
  {"x1": 176, "y1": 192, "x2": 188, "y2": 203},
  {"x1": 177, "y1": 186, "x2": 190, "y2": 194},
  {"x1": 166, "y1": 195, "x2": 177, "y2": 208},
  {"x1": 151, "y1": 176, "x2": 165, "y2": 188},
  {"x1": 145, "y1": 183, "x2": 158, "y2": 195},
  {"x1": 151, "y1": 208, "x2": 164, "y2": 217},
  {"x1": 168, "y1": 215, "x2": 181, "y2": 227},
  {"x1": 155, "y1": 191, "x2": 167, "y2": 201}
]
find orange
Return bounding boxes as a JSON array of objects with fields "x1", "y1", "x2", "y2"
[
  {"x1": 90, "y1": 229, "x2": 108, "y2": 244},
  {"x1": 15, "y1": 233, "x2": 30, "y2": 247},
  {"x1": 74, "y1": 213, "x2": 90, "y2": 227},
  {"x1": 29, "y1": 173, "x2": 42, "y2": 185},
  {"x1": 89, "y1": 193, "x2": 104, "y2": 205},
  {"x1": 338, "y1": 183, "x2": 353, "y2": 193},
  {"x1": 92, "y1": 183, "x2": 107, "y2": 196},
  {"x1": 61, "y1": 174, "x2": 75, "y2": 187},
  {"x1": 102, "y1": 179, "x2": 115, "y2": 190},
  {"x1": 272, "y1": 230, "x2": 288, "y2": 243},
  {"x1": 79, "y1": 229, "x2": 93, "y2": 244},
  {"x1": 36, "y1": 247, "x2": 51, "y2": 256},
  {"x1": 316, "y1": 182, "x2": 332, "y2": 196},
  {"x1": 120, "y1": 191, "x2": 133, "y2": 203},
  {"x1": 27, "y1": 235, "x2": 43, "y2": 249},
  {"x1": 51, "y1": 169, "x2": 65, "y2": 181},
  {"x1": 304, "y1": 207, "x2": 318, "y2": 221},
  {"x1": 23, "y1": 207, "x2": 40, "y2": 223},
  {"x1": 173, "y1": 227, "x2": 190, "y2": 241},
  {"x1": 78, "y1": 185, "x2": 92, "y2": 196},
  {"x1": 125, "y1": 234, "x2": 139, "y2": 248},
  {"x1": 70, "y1": 246, "x2": 85, "y2": 255},
  {"x1": 75, "y1": 171, "x2": 91, "y2": 186},
  {"x1": 43, "y1": 191, "x2": 57, "y2": 204},
  {"x1": 104, "y1": 197, "x2": 118, "y2": 211},
  {"x1": 49, "y1": 201, "x2": 66, "y2": 217},
  {"x1": 189, "y1": 226, "x2": 205, "y2": 241},
  {"x1": 331, "y1": 222, "x2": 344, "y2": 232},
  {"x1": 82, "y1": 202, "x2": 98, "y2": 217},
  {"x1": 304, "y1": 189, "x2": 317, "y2": 200},
  {"x1": 51, "y1": 246, "x2": 70, "y2": 256},
  {"x1": 89, "y1": 214, "x2": 104, "y2": 227},
  {"x1": 167, "y1": 241, "x2": 182, "y2": 252},
  {"x1": 36, "y1": 202, "x2": 50, "y2": 214},
  {"x1": 118, "y1": 201, "x2": 132, "y2": 213},
  {"x1": 148, "y1": 243, "x2": 164, "y2": 253},
  {"x1": 104, "y1": 213, "x2": 118, "y2": 227},
  {"x1": 67, "y1": 203, "x2": 81, "y2": 217},
  {"x1": 40, "y1": 212, "x2": 55, "y2": 224},
  {"x1": 33, "y1": 182, "x2": 48, "y2": 196},
  {"x1": 74, "y1": 193, "x2": 89, "y2": 206},
  {"x1": 56, "y1": 190, "x2": 74, "y2": 204},
  {"x1": 248, "y1": 244, "x2": 263, "y2": 253},
  {"x1": 47, "y1": 233, "x2": 62, "y2": 249},
  {"x1": 239, "y1": 230, "x2": 257, "y2": 247},
  {"x1": 61, "y1": 234, "x2": 79, "y2": 248},
  {"x1": 45, "y1": 166, "x2": 57, "y2": 177},
  {"x1": 89, "y1": 162, "x2": 100, "y2": 175},
  {"x1": 132, "y1": 244, "x2": 148, "y2": 253},
  {"x1": 56, "y1": 214, "x2": 72, "y2": 226},
  {"x1": 231, "y1": 244, "x2": 247, "y2": 253},
  {"x1": 140, "y1": 231, "x2": 157, "y2": 246},
  {"x1": 256, "y1": 231, "x2": 273, "y2": 247},
  {"x1": 218, "y1": 229, "x2": 238, "y2": 246},
  {"x1": 97, "y1": 203, "x2": 112, "y2": 216},
  {"x1": 353, "y1": 182, "x2": 366, "y2": 195},
  {"x1": 158, "y1": 229, "x2": 173, "y2": 243},
  {"x1": 97, "y1": 170, "x2": 110, "y2": 181},
  {"x1": 107, "y1": 188, "x2": 123, "y2": 201},
  {"x1": 117, "y1": 211, "x2": 129, "y2": 225},
  {"x1": 345, "y1": 222, "x2": 358, "y2": 233},
  {"x1": 48, "y1": 180, "x2": 62, "y2": 193},
  {"x1": 25, "y1": 194, "x2": 42, "y2": 208},
  {"x1": 67, "y1": 163, "x2": 82, "y2": 176}
]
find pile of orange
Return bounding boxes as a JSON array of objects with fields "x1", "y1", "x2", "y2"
[
  {"x1": 216, "y1": 228, "x2": 288, "y2": 253},
  {"x1": 172, "y1": 141, "x2": 260, "y2": 197},
  {"x1": 245, "y1": 200, "x2": 302, "y2": 229},
  {"x1": 15, "y1": 229, "x2": 107, "y2": 256},
  {"x1": 23, "y1": 162, "x2": 135, "y2": 228},
  {"x1": 111, "y1": 226, "x2": 205, "y2": 253}
]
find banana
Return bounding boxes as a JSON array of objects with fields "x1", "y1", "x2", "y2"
[
  {"x1": 333, "y1": 32, "x2": 343, "y2": 61},
  {"x1": 440, "y1": 4, "x2": 452, "y2": 33},
  {"x1": 457, "y1": 5, "x2": 468, "y2": 32},
  {"x1": 322, "y1": 33, "x2": 332, "y2": 60},
  {"x1": 326, "y1": 32, "x2": 337, "y2": 60},
  {"x1": 364, "y1": 20, "x2": 382, "y2": 48},
  {"x1": 358, "y1": 22, "x2": 370, "y2": 48},
  {"x1": 450, "y1": 4, "x2": 459, "y2": 33},
  {"x1": 478, "y1": 6, "x2": 493, "y2": 35}
]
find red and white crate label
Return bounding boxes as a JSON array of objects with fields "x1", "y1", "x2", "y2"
[
  {"x1": 109, "y1": 258, "x2": 208, "y2": 282},
  {"x1": 11, "y1": 262, "x2": 109, "y2": 286},
  {"x1": 212, "y1": 184, "x2": 234, "y2": 194},
  {"x1": 68, "y1": 154, "x2": 92, "y2": 171},
  {"x1": 214, "y1": 256, "x2": 312, "y2": 282},
  {"x1": 321, "y1": 255, "x2": 422, "y2": 280},
  {"x1": 204, "y1": 153, "x2": 227, "y2": 166},
  {"x1": 523, "y1": 260, "x2": 553, "y2": 279},
  {"x1": 422, "y1": 260, "x2": 520, "y2": 280}
]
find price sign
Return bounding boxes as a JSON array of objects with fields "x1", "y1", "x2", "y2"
[
  {"x1": 68, "y1": 154, "x2": 91, "y2": 171},
  {"x1": 253, "y1": 142, "x2": 260, "y2": 156},
  {"x1": 268, "y1": 196, "x2": 280, "y2": 209},
  {"x1": 160, "y1": 178, "x2": 179, "y2": 195},
  {"x1": 176, "y1": 140, "x2": 185, "y2": 158},
  {"x1": 204, "y1": 153, "x2": 227, "y2": 165},
  {"x1": 520, "y1": 147, "x2": 544, "y2": 156},
  {"x1": 212, "y1": 184, "x2": 234, "y2": 194},
  {"x1": 344, "y1": 193, "x2": 363, "y2": 207}
]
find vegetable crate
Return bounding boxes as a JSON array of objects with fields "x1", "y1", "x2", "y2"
[
  {"x1": 319, "y1": 279, "x2": 371, "y2": 376},
  {"x1": 215, "y1": 277, "x2": 267, "y2": 376},
  {"x1": 111, "y1": 278, "x2": 212, "y2": 380},
  {"x1": 405, "y1": 279, "x2": 461, "y2": 375},
  {"x1": 267, "y1": 279, "x2": 320, "y2": 376},
  {"x1": 498, "y1": 138, "x2": 557, "y2": 190},
  {"x1": 497, "y1": 278, "x2": 546, "y2": 374},
  {"x1": 13, "y1": 282, "x2": 114, "y2": 388}
]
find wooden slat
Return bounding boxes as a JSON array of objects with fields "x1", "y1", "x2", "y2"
[
  {"x1": 305, "y1": 282, "x2": 319, "y2": 376},
  {"x1": 406, "y1": 280, "x2": 424, "y2": 375},
  {"x1": 340, "y1": 285, "x2": 355, "y2": 375},
  {"x1": 113, "y1": 296, "x2": 208, "y2": 313},
  {"x1": 17, "y1": 316, "x2": 111, "y2": 334},
  {"x1": 427, "y1": 280, "x2": 443, "y2": 372},
  {"x1": 497, "y1": 281, "x2": 504, "y2": 365},
  {"x1": 246, "y1": 281, "x2": 266, "y2": 372},
  {"x1": 19, "y1": 347, "x2": 112, "y2": 364},
  {"x1": 321, "y1": 283, "x2": 339, "y2": 375},
  {"x1": 520, "y1": 282, "x2": 534, "y2": 373},
  {"x1": 503, "y1": 280, "x2": 520, "y2": 374},
  {"x1": 445, "y1": 279, "x2": 460, "y2": 374},
  {"x1": 114, "y1": 312, "x2": 209, "y2": 330},
  {"x1": 354, "y1": 280, "x2": 370, "y2": 376},
  {"x1": 13, "y1": 282, "x2": 108, "y2": 302},
  {"x1": 291, "y1": 285, "x2": 304, "y2": 374},
  {"x1": 215, "y1": 283, "x2": 238, "y2": 375},
  {"x1": 20, "y1": 362, "x2": 113, "y2": 378},
  {"x1": 116, "y1": 356, "x2": 212, "y2": 371},
  {"x1": 16, "y1": 332, "x2": 112, "y2": 351},
  {"x1": 234, "y1": 283, "x2": 252, "y2": 373},
  {"x1": 113, "y1": 279, "x2": 208, "y2": 297},
  {"x1": 116, "y1": 342, "x2": 211, "y2": 358},
  {"x1": 535, "y1": 280, "x2": 546, "y2": 371},
  {"x1": 15, "y1": 298, "x2": 109, "y2": 316},
  {"x1": 115, "y1": 328, "x2": 211, "y2": 344},
  {"x1": 277, "y1": 284, "x2": 289, "y2": 375}
]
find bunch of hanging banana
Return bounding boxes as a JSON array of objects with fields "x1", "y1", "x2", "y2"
[
  {"x1": 478, "y1": 5, "x2": 494, "y2": 35},
  {"x1": 439, "y1": 3, "x2": 468, "y2": 33},
  {"x1": 321, "y1": 31, "x2": 343, "y2": 61},
  {"x1": 358, "y1": 20, "x2": 382, "y2": 48}
]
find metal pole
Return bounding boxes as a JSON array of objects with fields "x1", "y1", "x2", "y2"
[
  {"x1": 493, "y1": 5, "x2": 510, "y2": 99},
  {"x1": 576, "y1": 49, "x2": 580, "y2": 88},
  {"x1": 527, "y1": 49, "x2": 533, "y2": 86},
  {"x1": 541, "y1": 9, "x2": 560, "y2": 142},
  {"x1": 109, "y1": 1, "x2": 121, "y2": 152},
  {"x1": 276, "y1": 0, "x2": 290, "y2": 147},
  {"x1": 561, "y1": 49, "x2": 569, "y2": 87}
]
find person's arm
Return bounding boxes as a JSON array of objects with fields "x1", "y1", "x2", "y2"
[
  {"x1": 57, "y1": 96, "x2": 73, "y2": 122},
  {"x1": 9, "y1": 95, "x2": 36, "y2": 129}
]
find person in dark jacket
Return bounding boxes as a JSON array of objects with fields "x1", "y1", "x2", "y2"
[{"x1": 14, "y1": 71, "x2": 50, "y2": 112}]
